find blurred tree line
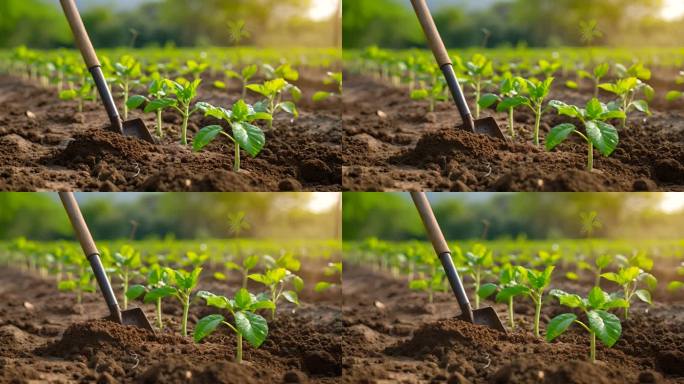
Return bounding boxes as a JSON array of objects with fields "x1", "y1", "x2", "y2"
[
  {"x1": 343, "y1": 193, "x2": 684, "y2": 241},
  {"x1": 343, "y1": 0, "x2": 683, "y2": 49},
  {"x1": 0, "y1": 0, "x2": 338, "y2": 49},
  {"x1": 0, "y1": 193, "x2": 338, "y2": 241}
]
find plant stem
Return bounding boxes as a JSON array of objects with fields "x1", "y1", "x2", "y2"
[
  {"x1": 475, "y1": 81, "x2": 481, "y2": 119},
  {"x1": 123, "y1": 273, "x2": 129, "y2": 310},
  {"x1": 508, "y1": 107, "x2": 515, "y2": 138},
  {"x1": 428, "y1": 289, "x2": 433, "y2": 304},
  {"x1": 181, "y1": 107, "x2": 189, "y2": 145},
  {"x1": 534, "y1": 295, "x2": 541, "y2": 337},
  {"x1": 236, "y1": 333, "x2": 243, "y2": 363},
  {"x1": 123, "y1": 82, "x2": 129, "y2": 120},
  {"x1": 474, "y1": 271, "x2": 481, "y2": 309},
  {"x1": 156, "y1": 110, "x2": 163, "y2": 138},
  {"x1": 156, "y1": 298, "x2": 163, "y2": 330},
  {"x1": 234, "y1": 144, "x2": 241, "y2": 172},
  {"x1": 590, "y1": 331, "x2": 596, "y2": 362},
  {"x1": 508, "y1": 297, "x2": 515, "y2": 329},
  {"x1": 181, "y1": 295, "x2": 189, "y2": 337},
  {"x1": 534, "y1": 105, "x2": 542, "y2": 146},
  {"x1": 587, "y1": 142, "x2": 594, "y2": 171}
]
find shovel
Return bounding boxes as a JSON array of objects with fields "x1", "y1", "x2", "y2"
[
  {"x1": 59, "y1": 0, "x2": 155, "y2": 143},
  {"x1": 410, "y1": 0, "x2": 507, "y2": 141},
  {"x1": 410, "y1": 192, "x2": 506, "y2": 333},
  {"x1": 59, "y1": 192, "x2": 154, "y2": 332}
]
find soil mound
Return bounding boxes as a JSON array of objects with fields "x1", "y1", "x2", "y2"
[{"x1": 50, "y1": 130, "x2": 158, "y2": 167}]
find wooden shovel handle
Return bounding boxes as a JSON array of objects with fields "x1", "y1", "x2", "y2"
[
  {"x1": 59, "y1": 0, "x2": 100, "y2": 68},
  {"x1": 410, "y1": 192, "x2": 451, "y2": 255},
  {"x1": 59, "y1": 192, "x2": 99, "y2": 257},
  {"x1": 410, "y1": 0, "x2": 452, "y2": 67}
]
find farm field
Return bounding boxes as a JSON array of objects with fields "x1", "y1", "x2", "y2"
[
  {"x1": 343, "y1": 48, "x2": 684, "y2": 192},
  {"x1": 342, "y1": 238, "x2": 684, "y2": 384},
  {"x1": 0, "y1": 237, "x2": 342, "y2": 383},
  {"x1": 0, "y1": 47, "x2": 342, "y2": 191}
]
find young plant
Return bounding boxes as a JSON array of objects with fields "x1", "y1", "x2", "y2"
[
  {"x1": 548, "y1": 287, "x2": 626, "y2": 362},
  {"x1": 315, "y1": 262, "x2": 343, "y2": 292},
  {"x1": 183, "y1": 60, "x2": 209, "y2": 81},
  {"x1": 127, "y1": 76, "x2": 172, "y2": 138},
  {"x1": 478, "y1": 264, "x2": 527, "y2": 329},
  {"x1": 578, "y1": 63, "x2": 610, "y2": 98},
  {"x1": 59, "y1": 81, "x2": 95, "y2": 114},
  {"x1": 457, "y1": 244, "x2": 494, "y2": 309},
  {"x1": 601, "y1": 266, "x2": 657, "y2": 318},
  {"x1": 194, "y1": 288, "x2": 273, "y2": 363},
  {"x1": 546, "y1": 98, "x2": 624, "y2": 171},
  {"x1": 58, "y1": 255, "x2": 96, "y2": 305},
  {"x1": 216, "y1": 255, "x2": 260, "y2": 289},
  {"x1": 143, "y1": 79, "x2": 202, "y2": 145},
  {"x1": 248, "y1": 253, "x2": 303, "y2": 320},
  {"x1": 521, "y1": 77, "x2": 554, "y2": 146},
  {"x1": 247, "y1": 78, "x2": 301, "y2": 130},
  {"x1": 126, "y1": 264, "x2": 175, "y2": 330},
  {"x1": 193, "y1": 100, "x2": 271, "y2": 172},
  {"x1": 113, "y1": 55, "x2": 142, "y2": 120},
  {"x1": 313, "y1": 72, "x2": 343, "y2": 102},
  {"x1": 109, "y1": 245, "x2": 141, "y2": 310},
  {"x1": 574, "y1": 254, "x2": 612, "y2": 287},
  {"x1": 520, "y1": 266, "x2": 554, "y2": 338},
  {"x1": 166, "y1": 267, "x2": 202, "y2": 337},
  {"x1": 218, "y1": 64, "x2": 258, "y2": 99},
  {"x1": 464, "y1": 54, "x2": 494, "y2": 119},
  {"x1": 599, "y1": 64, "x2": 653, "y2": 129},
  {"x1": 479, "y1": 75, "x2": 527, "y2": 138}
]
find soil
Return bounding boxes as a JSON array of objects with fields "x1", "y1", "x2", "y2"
[
  {"x1": 342, "y1": 74, "x2": 684, "y2": 191},
  {"x1": 0, "y1": 258, "x2": 342, "y2": 384},
  {"x1": 341, "y1": 260, "x2": 684, "y2": 384},
  {"x1": 0, "y1": 70, "x2": 341, "y2": 191}
]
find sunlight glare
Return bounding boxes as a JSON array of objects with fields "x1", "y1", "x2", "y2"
[
  {"x1": 308, "y1": 0, "x2": 339, "y2": 21},
  {"x1": 661, "y1": 0, "x2": 684, "y2": 21},
  {"x1": 308, "y1": 193, "x2": 340, "y2": 213},
  {"x1": 660, "y1": 193, "x2": 684, "y2": 213}
]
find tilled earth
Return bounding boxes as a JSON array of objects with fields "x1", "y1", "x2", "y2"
[
  {"x1": 343, "y1": 74, "x2": 684, "y2": 191},
  {"x1": 0, "y1": 70, "x2": 341, "y2": 191},
  {"x1": 341, "y1": 261, "x2": 684, "y2": 384},
  {"x1": 0, "y1": 260, "x2": 342, "y2": 384}
]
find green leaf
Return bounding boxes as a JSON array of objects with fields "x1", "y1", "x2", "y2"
[
  {"x1": 193, "y1": 125, "x2": 223, "y2": 152},
  {"x1": 144, "y1": 286, "x2": 176, "y2": 303},
  {"x1": 495, "y1": 285, "x2": 529, "y2": 302},
  {"x1": 631, "y1": 100, "x2": 651, "y2": 115},
  {"x1": 586, "y1": 120, "x2": 619, "y2": 157},
  {"x1": 565, "y1": 80, "x2": 578, "y2": 90},
  {"x1": 603, "y1": 298, "x2": 629, "y2": 309},
  {"x1": 667, "y1": 281, "x2": 684, "y2": 291},
  {"x1": 282, "y1": 290, "x2": 299, "y2": 305},
  {"x1": 213, "y1": 272, "x2": 226, "y2": 281},
  {"x1": 234, "y1": 311, "x2": 268, "y2": 348},
  {"x1": 59, "y1": 90, "x2": 77, "y2": 100},
  {"x1": 224, "y1": 261, "x2": 241, "y2": 271},
  {"x1": 313, "y1": 91, "x2": 332, "y2": 102},
  {"x1": 126, "y1": 284, "x2": 146, "y2": 300},
  {"x1": 314, "y1": 281, "x2": 332, "y2": 292},
  {"x1": 586, "y1": 98, "x2": 603, "y2": 120},
  {"x1": 144, "y1": 98, "x2": 176, "y2": 113},
  {"x1": 599, "y1": 110, "x2": 626, "y2": 120},
  {"x1": 634, "y1": 289, "x2": 652, "y2": 304},
  {"x1": 588, "y1": 286, "x2": 607, "y2": 309},
  {"x1": 126, "y1": 95, "x2": 147, "y2": 110},
  {"x1": 410, "y1": 89, "x2": 429, "y2": 100},
  {"x1": 594, "y1": 63, "x2": 610, "y2": 78},
  {"x1": 549, "y1": 100, "x2": 581, "y2": 118},
  {"x1": 213, "y1": 81, "x2": 226, "y2": 89},
  {"x1": 250, "y1": 299, "x2": 275, "y2": 311},
  {"x1": 235, "y1": 288, "x2": 252, "y2": 309},
  {"x1": 546, "y1": 313, "x2": 577, "y2": 341},
  {"x1": 596, "y1": 255, "x2": 612, "y2": 269},
  {"x1": 280, "y1": 101, "x2": 298, "y2": 118},
  {"x1": 293, "y1": 275, "x2": 304, "y2": 292},
  {"x1": 242, "y1": 64, "x2": 258, "y2": 79},
  {"x1": 565, "y1": 272, "x2": 579, "y2": 280},
  {"x1": 409, "y1": 279, "x2": 428, "y2": 291},
  {"x1": 546, "y1": 123, "x2": 576, "y2": 151},
  {"x1": 231, "y1": 122, "x2": 265, "y2": 157},
  {"x1": 248, "y1": 273, "x2": 269, "y2": 285},
  {"x1": 666, "y1": 91, "x2": 682, "y2": 102},
  {"x1": 477, "y1": 283, "x2": 497, "y2": 299},
  {"x1": 194, "y1": 314, "x2": 224, "y2": 342},
  {"x1": 243, "y1": 255, "x2": 259, "y2": 270},
  {"x1": 58, "y1": 280, "x2": 77, "y2": 291},
  {"x1": 496, "y1": 96, "x2": 526, "y2": 112},
  {"x1": 588, "y1": 310, "x2": 622, "y2": 347},
  {"x1": 478, "y1": 93, "x2": 499, "y2": 108}
]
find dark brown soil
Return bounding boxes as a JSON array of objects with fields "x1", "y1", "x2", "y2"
[
  {"x1": 0, "y1": 71, "x2": 341, "y2": 191},
  {"x1": 0, "y1": 259, "x2": 342, "y2": 384},
  {"x1": 341, "y1": 261, "x2": 684, "y2": 384},
  {"x1": 343, "y1": 75, "x2": 684, "y2": 191}
]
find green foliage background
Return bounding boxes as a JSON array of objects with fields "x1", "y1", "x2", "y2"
[
  {"x1": 0, "y1": 193, "x2": 338, "y2": 241},
  {"x1": 342, "y1": 193, "x2": 684, "y2": 241}
]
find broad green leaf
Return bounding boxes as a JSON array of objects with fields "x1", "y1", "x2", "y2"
[
  {"x1": 586, "y1": 98, "x2": 603, "y2": 120},
  {"x1": 250, "y1": 299, "x2": 275, "y2": 311},
  {"x1": 235, "y1": 288, "x2": 252, "y2": 309},
  {"x1": 314, "y1": 281, "x2": 333, "y2": 292},
  {"x1": 586, "y1": 120, "x2": 619, "y2": 157},
  {"x1": 243, "y1": 255, "x2": 260, "y2": 270},
  {"x1": 603, "y1": 298, "x2": 629, "y2": 309},
  {"x1": 58, "y1": 280, "x2": 77, "y2": 291},
  {"x1": 565, "y1": 80, "x2": 578, "y2": 89},
  {"x1": 478, "y1": 93, "x2": 499, "y2": 108},
  {"x1": 546, "y1": 313, "x2": 577, "y2": 341},
  {"x1": 641, "y1": 273, "x2": 658, "y2": 291},
  {"x1": 126, "y1": 284, "x2": 146, "y2": 300},
  {"x1": 599, "y1": 110, "x2": 626, "y2": 120},
  {"x1": 59, "y1": 90, "x2": 77, "y2": 100},
  {"x1": 242, "y1": 64, "x2": 258, "y2": 79},
  {"x1": 193, "y1": 125, "x2": 223, "y2": 152},
  {"x1": 588, "y1": 286, "x2": 607, "y2": 309},
  {"x1": 667, "y1": 281, "x2": 684, "y2": 291},
  {"x1": 495, "y1": 285, "x2": 529, "y2": 302},
  {"x1": 194, "y1": 314, "x2": 224, "y2": 342},
  {"x1": 601, "y1": 272, "x2": 621, "y2": 284},
  {"x1": 596, "y1": 255, "x2": 612, "y2": 269},
  {"x1": 496, "y1": 96, "x2": 527, "y2": 112},
  {"x1": 546, "y1": 123, "x2": 576, "y2": 151},
  {"x1": 477, "y1": 283, "x2": 497, "y2": 299},
  {"x1": 313, "y1": 91, "x2": 332, "y2": 102},
  {"x1": 235, "y1": 311, "x2": 268, "y2": 348},
  {"x1": 126, "y1": 95, "x2": 147, "y2": 109},
  {"x1": 213, "y1": 272, "x2": 226, "y2": 280},
  {"x1": 588, "y1": 310, "x2": 621, "y2": 347},
  {"x1": 549, "y1": 100, "x2": 581, "y2": 118},
  {"x1": 282, "y1": 290, "x2": 299, "y2": 305},
  {"x1": 293, "y1": 275, "x2": 304, "y2": 292},
  {"x1": 248, "y1": 273, "x2": 269, "y2": 284},
  {"x1": 594, "y1": 63, "x2": 610, "y2": 78},
  {"x1": 213, "y1": 81, "x2": 226, "y2": 89},
  {"x1": 231, "y1": 122, "x2": 265, "y2": 157},
  {"x1": 409, "y1": 279, "x2": 428, "y2": 291},
  {"x1": 565, "y1": 272, "x2": 579, "y2": 280},
  {"x1": 634, "y1": 289, "x2": 652, "y2": 304},
  {"x1": 279, "y1": 101, "x2": 298, "y2": 118},
  {"x1": 144, "y1": 286, "x2": 176, "y2": 303},
  {"x1": 144, "y1": 98, "x2": 176, "y2": 113},
  {"x1": 666, "y1": 91, "x2": 682, "y2": 102},
  {"x1": 224, "y1": 261, "x2": 241, "y2": 271},
  {"x1": 630, "y1": 100, "x2": 651, "y2": 115},
  {"x1": 410, "y1": 89, "x2": 429, "y2": 100}
]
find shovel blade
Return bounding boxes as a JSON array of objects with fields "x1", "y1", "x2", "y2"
[
  {"x1": 458, "y1": 306, "x2": 507, "y2": 333},
  {"x1": 106, "y1": 307, "x2": 155, "y2": 332},
  {"x1": 122, "y1": 119, "x2": 155, "y2": 143},
  {"x1": 459, "y1": 117, "x2": 507, "y2": 141}
]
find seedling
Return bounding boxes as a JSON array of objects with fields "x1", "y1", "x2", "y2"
[
  {"x1": 315, "y1": 262, "x2": 343, "y2": 292},
  {"x1": 57, "y1": 254, "x2": 96, "y2": 305},
  {"x1": 478, "y1": 264, "x2": 527, "y2": 329},
  {"x1": 126, "y1": 264, "x2": 175, "y2": 330},
  {"x1": 113, "y1": 55, "x2": 142, "y2": 120},
  {"x1": 166, "y1": 267, "x2": 202, "y2": 336},
  {"x1": 247, "y1": 78, "x2": 301, "y2": 130},
  {"x1": 410, "y1": 65, "x2": 447, "y2": 113},
  {"x1": 127, "y1": 76, "x2": 172, "y2": 138},
  {"x1": 193, "y1": 100, "x2": 271, "y2": 172},
  {"x1": 109, "y1": 245, "x2": 141, "y2": 310},
  {"x1": 574, "y1": 254, "x2": 612, "y2": 287},
  {"x1": 217, "y1": 64, "x2": 258, "y2": 99},
  {"x1": 479, "y1": 75, "x2": 527, "y2": 138},
  {"x1": 458, "y1": 244, "x2": 494, "y2": 309},
  {"x1": 248, "y1": 253, "x2": 303, "y2": 320},
  {"x1": 601, "y1": 266, "x2": 656, "y2": 318},
  {"x1": 195, "y1": 288, "x2": 273, "y2": 363},
  {"x1": 217, "y1": 255, "x2": 260, "y2": 289},
  {"x1": 599, "y1": 64, "x2": 653, "y2": 128},
  {"x1": 578, "y1": 63, "x2": 610, "y2": 98},
  {"x1": 523, "y1": 77, "x2": 555, "y2": 146},
  {"x1": 464, "y1": 54, "x2": 494, "y2": 119},
  {"x1": 520, "y1": 266, "x2": 554, "y2": 338},
  {"x1": 313, "y1": 72, "x2": 343, "y2": 102},
  {"x1": 183, "y1": 60, "x2": 209, "y2": 81},
  {"x1": 548, "y1": 287, "x2": 626, "y2": 362},
  {"x1": 59, "y1": 81, "x2": 95, "y2": 114},
  {"x1": 547, "y1": 98, "x2": 624, "y2": 171}
]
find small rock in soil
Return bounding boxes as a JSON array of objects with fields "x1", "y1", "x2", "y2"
[
  {"x1": 299, "y1": 159, "x2": 331, "y2": 183},
  {"x1": 302, "y1": 350, "x2": 341, "y2": 376},
  {"x1": 278, "y1": 178, "x2": 303, "y2": 191},
  {"x1": 633, "y1": 178, "x2": 657, "y2": 191},
  {"x1": 283, "y1": 370, "x2": 308, "y2": 383}
]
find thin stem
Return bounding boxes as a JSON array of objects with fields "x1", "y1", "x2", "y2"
[
  {"x1": 508, "y1": 297, "x2": 515, "y2": 329},
  {"x1": 234, "y1": 144, "x2": 241, "y2": 172},
  {"x1": 123, "y1": 273, "x2": 129, "y2": 310},
  {"x1": 534, "y1": 104, "x2": 542, "y2": 146},
  {"x1": 181, "y1": 295, "x2": 189, "y2": 337},
  {"x1": 123, "y1": 81, "x2": 129, "y2": 120},
  {"x1": 181, "y1": 106, "x2": 189, "y2": 145},
  {"x1": 534, "y1": 294, "x2": 542, "y2": 338},
  {"x1": 590, "y1": 331, "x2": 596, "y2": 362},
  {"x1": 156, "y1": 298, "x2": 163, "y2": 330},
  {"x1": 474, "y1": 270, "x2": 481, "y2": 309},
  {"x1": 475, "y1": 80, "x2": 481, "y2": 119},
  {"x1": 508, "y1": 107, "x2": 515, "y2": 138},
  {"x1": 156, "y1": 109, "x2": 163, "y2": 138},
  {"x1": 236, "y1": 333, "x2": 243, "y2": 363},
  {"x1": 587, "y1": 142, "x2": 594, "y2": 171}
]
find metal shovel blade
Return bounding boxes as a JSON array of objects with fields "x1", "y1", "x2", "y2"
[
  {"x1": 458, "y1": 306, "x2": 507, "y2": 333},
  {"x1": 106, "y1": 307, "x2": 155, "y2": 332},
  {"x1": 459, "y1": 116, "x2": 507, "y2": 141},
  {"x1": 122, "y1": 118, "x2": 155, "y2": 143}
]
